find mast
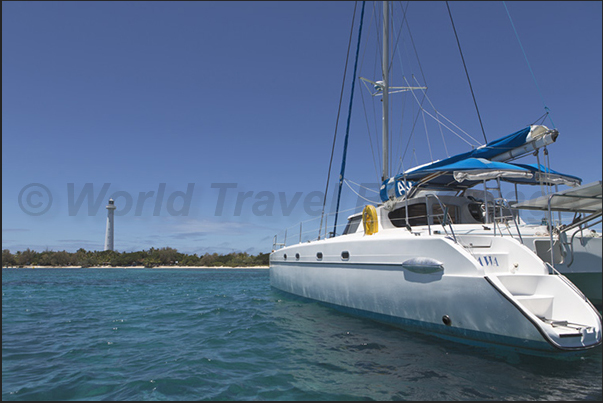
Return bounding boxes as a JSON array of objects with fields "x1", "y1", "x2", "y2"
[{"x1": 381, "y1": 1, "x2": 389, "y2": 182}]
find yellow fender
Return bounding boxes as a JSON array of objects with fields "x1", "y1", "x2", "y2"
[{"x1": 362, "y1": 205, "x2": 378, "y2": 235}]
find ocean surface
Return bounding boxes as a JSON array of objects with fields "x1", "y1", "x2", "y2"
[{"x1": 2, "y1": 268, "x2": 602, "y2": 401}]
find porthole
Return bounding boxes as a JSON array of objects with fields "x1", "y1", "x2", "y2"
[
  {"x1": 283, "y1": 253, "x2": 287, "y2": 260},
  {"x1": 341, "y1": 251, "x2": 350, "y2": 260},
  {"x1": 316, "y1": 252, "x2": 323, "y2": 260},
  {"x1": 295, "y1": 253, "x2": 300, "y2": 260}
]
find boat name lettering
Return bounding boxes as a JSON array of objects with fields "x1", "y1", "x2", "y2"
[
  {"x1": 395, "y1": 180, "x2": 414, "y2": 198},
  {"x1": 478, "y1": 256, "x2": 499, "y2": 267}
]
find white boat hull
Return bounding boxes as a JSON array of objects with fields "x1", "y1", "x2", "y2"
[{"x1": 270, "y1": 231, "x2": 602, "y2": 353}]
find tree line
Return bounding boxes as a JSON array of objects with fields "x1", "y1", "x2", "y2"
[{"x1": 2, "y1": 247, "x2": 269, "y2": 268}]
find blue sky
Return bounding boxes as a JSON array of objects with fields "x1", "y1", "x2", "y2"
[{"x1": 3, "y1": 1, "x2": 601, "y2": 255}]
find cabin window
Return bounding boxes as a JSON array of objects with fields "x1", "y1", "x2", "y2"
[
  {"x1": 295, "y1": 253, "x2": 300, "y2": 260},
  {"x1": 342, "y1": 216, "x2": 362, "y2": 235},
  {"x1": 341, "y1": 251, "x2": 350, "y2": 260},
  {"x1": 432, "y1": 204, "x2": 457, "y2": 224},
  {"x1": 388, "y1": 203, "x2": 428, "y2": 227},
  {"x1": 316, "y1": 252, "x2": 323, "y2": 260},
  {"x1": 468, "y1": 203, "x2": 484, "y2": 223}
]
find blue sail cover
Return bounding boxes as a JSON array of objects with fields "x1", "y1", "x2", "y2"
[
  {"x1": 409, "y1": 126, "x2": 533, "y2": 171},
  {"x1": 380, "y1": 127, "x2": 535, "y2": 200},
  {"x1": 379, "y1": 125, "x2": 568, "y2": 201}
]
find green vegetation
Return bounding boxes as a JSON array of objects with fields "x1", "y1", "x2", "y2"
[{"x1": 2, "y1": 248, "x2": 269, "y2": 268}]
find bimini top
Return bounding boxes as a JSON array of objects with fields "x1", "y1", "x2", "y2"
[
  {"x1": 380, "y1": 158, "x2": 533, "y2": 201},
  {"x1": 407, "y1": 157, "x2": 533, "y2": 183},
  {"x1": 501, "y1": 163, "x2": 582, "y2": 187},
  {"x1": 511, "y1": 181, "x2": 602, "y2": 214}
]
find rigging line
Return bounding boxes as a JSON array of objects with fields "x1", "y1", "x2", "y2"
[
  {"x1": 397, "y1": 1, "x2": 428, "y2": 89},
  {"x1": 381, "y1": 2, "x2": 393, "y2": 179},
  {"x1": 397, "y1": 76, "x2": 438, "y2": 172},
  {"x1": 437, "y1": 110, "x2": 448, "y2": 157},
  {"x1": 326, "y1": 204, "x2": 365, "y2": 217},
  {"x1": 345, "y1": 178, "x2": 380, "y2": 194},
  {"x1": 369, "y1": 38, "x2": 382, "y2": 178},
  {"x1": 389, "y1": 5, "x2": 412, "y2": 174},
  {"x1": 387, "y1": 1, "x2": 410, "y2": 75},
  {"x1": 503, "y1": 1, "x2": 555, "y2": 129},
  {"x1": 412, "y1": 75, "x2": 449, "y2": 157},
  {"x1": 284, "y1": 213, "x2": 324, "y2": 232},
  {"x1": 412, "y1": 75, "x2": 481, "y2": 146},
  {"x1": 393, "y1": 86, "x2": 408, "y2": 175},
  {"x1": 544, "y1": 146, "x2": 553, "y2": 197},
  {"x1": 531, "y1": 111, "x2": 549, "y2": 126},
  {"x1": 333, "y1": 1, "x2": 366, "y2": 237},
  {"x1": 391, "y1": 1, "x2": 431, "y2": 175},
  {"x1": 362, "y1": 3, "x2": 381, "y2": 167},
  {"x1": 434, "y1": 111, "x2": 480, "y2": 146},
  {"x1": 535, "y1": 150, "x2": 545, "y2": 196},
  {"x1": 403, "y1": 76, "x2": 478, "y2": 147},
  {"x1": 358, "y1": 0, "x2": 376, "y2": 75},
  {"x1": 374, "y1": 1, "x2": 382, "y2": 70},
  {"x1": 445, "y1": 1, "x2": 488, "y2": 144},
  {"x1": 421, "y1": 108, "x2": 433, "y2": 161},
  {"x1": 371, "y1": 75, "x2": 381, "y2": 170},
  {"x1": 360, "y1": 85, "x2": 382, "y2": 183},
  {"x1": 344, "y1": 179, "x2": 380, "y2": 204},
  {"x1": 362, "y1": 42, "x2": 382, "y2": 179},
  {"x1": 398, "y1": 88, "x2": 425, "y2": 173},
  {"x1": 318, "y1": 1, "x2": 358, "y2": 241}
]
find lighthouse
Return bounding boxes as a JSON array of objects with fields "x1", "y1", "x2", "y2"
[{"x1": 104, "y1": 198, "x2": 116, "y2": 251}]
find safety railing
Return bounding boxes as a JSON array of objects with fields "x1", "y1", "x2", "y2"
[
  {"x1": 424, "y1": 193, "x2": 457, "y2": 243},
  {"x1": 272, "y1": 205, "x2": 362, "y2": 250},
  {"x1": 491, "y1": 197, "x2": 524, "y2": 243}
]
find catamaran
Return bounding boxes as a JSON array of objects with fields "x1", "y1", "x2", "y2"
[{"x1": 269, "y1": 2, "x2": 601, "y2": 354}]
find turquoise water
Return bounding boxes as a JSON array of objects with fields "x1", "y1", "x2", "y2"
[{"x1": 2, "y1": 268, "x2": 602, "y2": 401}]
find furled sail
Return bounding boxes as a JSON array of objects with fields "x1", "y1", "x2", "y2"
[{"x1": 380, "y1": 125, "x2": 564, "y2": 201}]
